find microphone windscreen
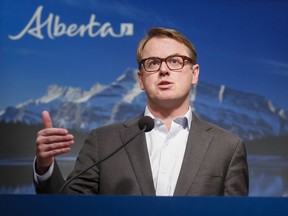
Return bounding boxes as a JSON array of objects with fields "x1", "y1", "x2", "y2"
[{"x1": 138, "y1": 116, "x2": 154, "y2": 132}]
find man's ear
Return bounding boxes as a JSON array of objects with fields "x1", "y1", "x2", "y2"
[
  {"x1": 137, "y1": 70, "x2": 145, "y2": 90},
  {"x1": 191, "y1": 64, "x2": 200, "y2": 85}
]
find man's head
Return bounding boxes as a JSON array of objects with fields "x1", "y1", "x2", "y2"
[{"x1": 137, "y1": 27, "x2": 199, "y2": 112}]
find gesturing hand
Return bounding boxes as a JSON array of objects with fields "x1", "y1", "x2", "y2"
[{"x1": 35, "y1": 111, "x2": 74, "y2": 175}]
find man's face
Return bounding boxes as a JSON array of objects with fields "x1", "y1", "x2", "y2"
[{"x1": 138, "y1": 37, "x2": 199, "y2": 109}]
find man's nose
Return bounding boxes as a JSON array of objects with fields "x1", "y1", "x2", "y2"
[{"x1": 159, "y1": 61, "x2": 170, "y2": 75}]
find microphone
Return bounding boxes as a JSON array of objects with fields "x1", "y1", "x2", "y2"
[
  {"x1": 60, "y1": 116, "x2": 154, "y2": 193},
  {"x1": 138, "y1": 115, "x2": 154, "y2": 132}
]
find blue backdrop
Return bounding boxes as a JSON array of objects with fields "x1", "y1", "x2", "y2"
[{"x1": 0, "y1": 0, "x2": 288, "y2": 196}]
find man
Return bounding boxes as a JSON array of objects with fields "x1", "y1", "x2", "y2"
[{"x1": 34, "y1": 27, "x2": 249, "y2": 196}]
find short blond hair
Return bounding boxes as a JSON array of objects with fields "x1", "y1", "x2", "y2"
[{"x1": 137, "y1": 27, "x2": 197, "y2": 67}]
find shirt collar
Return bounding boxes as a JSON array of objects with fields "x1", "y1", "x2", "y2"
[{"x1": 144, "y1": 106, "x2": 192, "y2": 129}]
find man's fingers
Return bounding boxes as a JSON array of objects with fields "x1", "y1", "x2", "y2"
[
  {"x1": 37, "y1": 128, "x2": 70, "y2": 137},
  {"x1": 37, "y1": 141, "x2": 73, "y2": 155},
  {"x1": 42, "y1": 110, "x2": 52, "y2": 128},
  {"x1": 38, "y1": 147, "x2": 71, "y2": 160},
  {"x1": 36, "y1": 133, "x2": 74, "y2": 145}
]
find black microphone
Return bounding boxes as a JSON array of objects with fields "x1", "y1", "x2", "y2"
[
  {"x1": 60, "y1": 116, "x2": 154, "y2": 193},
  {"x1": 138, "y1": 116, "x2": 154, "y2": 132}
]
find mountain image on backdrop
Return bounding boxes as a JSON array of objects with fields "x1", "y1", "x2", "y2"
[{"x1": 1, "y1": 68, "x2": 287, "y2": 141}]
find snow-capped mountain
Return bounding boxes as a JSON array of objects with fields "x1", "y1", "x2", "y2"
[{"x1": 0, "y1": 68, "x2": 287, "y2": 141}]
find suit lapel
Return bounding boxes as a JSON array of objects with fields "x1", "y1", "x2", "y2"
[
  {"x1": 121, "y1": 119, "x2": 155, "y2": 195},
  {"x1": 174, "y1": 113, "x2": 212, "y2": 196}
]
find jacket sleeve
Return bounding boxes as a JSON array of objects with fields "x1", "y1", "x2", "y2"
[
  {"x1": 34, "y1": 161, "x2": 65, "y2": 194},
  {"x1": 224, "y1": 139, "x2": 249, "y2": 196}
]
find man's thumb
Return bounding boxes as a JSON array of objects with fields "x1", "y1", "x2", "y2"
[{"x1": 42, "y1": 111, "x2": 53, "y2": 128}]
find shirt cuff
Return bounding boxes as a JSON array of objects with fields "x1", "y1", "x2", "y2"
[{"x1": 33, "y1": 157, "x2": 54, "y2": 184}]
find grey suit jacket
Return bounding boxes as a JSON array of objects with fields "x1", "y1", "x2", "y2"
[{"x1": 35, "y1": 112, "x2": 249, "y2": 196}]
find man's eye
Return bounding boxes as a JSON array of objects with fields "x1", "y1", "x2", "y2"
[
  {"x1": 169, "y1": 57, "x2": 181, "y2": 65},
  {"x1": 147, "y1": 59, "x2": 159, "y2": 66},
  {"x1": 151, "y1": 59, "x2": 159, "y2": 65}
]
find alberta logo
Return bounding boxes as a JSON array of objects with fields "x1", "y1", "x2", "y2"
[{"x1": 8, "y1": 5, "x2": 134, "y2": 40}]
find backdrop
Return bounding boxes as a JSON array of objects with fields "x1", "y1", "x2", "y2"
[{"x1": 0, "y1": 0, "x2": 288, "y2": 196}]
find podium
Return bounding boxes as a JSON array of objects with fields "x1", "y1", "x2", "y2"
[{"x1": 1, "y1": 195, "x2": 288, "y2": 215}]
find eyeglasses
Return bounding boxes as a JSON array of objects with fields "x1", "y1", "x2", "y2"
[{"x1": 139, "y1": 55, "x2": 193, "y2": 72}]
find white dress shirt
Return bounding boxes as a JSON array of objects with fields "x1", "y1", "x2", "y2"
[{"x1": 144, "y1": 106, "x2": 192, "y2": 196}]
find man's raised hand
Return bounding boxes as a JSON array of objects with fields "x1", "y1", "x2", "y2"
[{"x1": 35, "y1": 111, "x2": 74, "y2": 175}]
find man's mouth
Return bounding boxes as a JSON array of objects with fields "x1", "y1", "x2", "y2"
[{"x1": 158, "y1": 81, "x2": 173, "y2": 88}]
